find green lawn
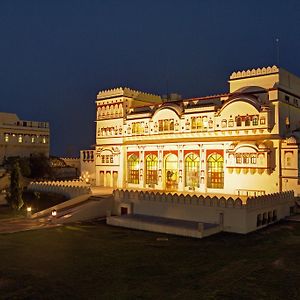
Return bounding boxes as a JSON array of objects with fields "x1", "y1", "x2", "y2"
[{"x1": 0, "y1": 220, "x2": 300, "y2": 299}]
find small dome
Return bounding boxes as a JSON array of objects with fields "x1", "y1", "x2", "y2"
[
  {"x1": 229, "y1": 143, "x2": 236, "y2": 150},
  {"x1": 257, "y1": 142, "x2": 267, "y2": 149},
  {"x1": 286, "y1": 136, "x2": 297, "y2": 144}
]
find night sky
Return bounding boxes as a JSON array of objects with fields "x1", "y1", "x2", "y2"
[{"x1": 1, "y1": 0, "x2": 300, "y2": 156}]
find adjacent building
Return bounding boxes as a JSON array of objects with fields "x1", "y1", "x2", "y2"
[{"x1": 0, "y1": 112, "x2": 50, "y2": 164}]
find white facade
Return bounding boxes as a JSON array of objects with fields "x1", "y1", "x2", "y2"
[
  {"x1": 93, "y1": 66, "x2": 300, "y2": 197},
  {"x1": 0, "y1": 112, "x2": 50, "y2": 164}
]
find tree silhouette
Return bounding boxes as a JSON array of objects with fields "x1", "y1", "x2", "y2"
[{"x1": 7, "y1": 161, "x2": 24, "y2": 210}]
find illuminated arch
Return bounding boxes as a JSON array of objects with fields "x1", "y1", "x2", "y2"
[
  {"x1": 145, "y1": 154, "x2": 158, "y2": 185},
  {"x1": 207, "y1": 153, "x2": 224, "y2": 189},
  {"x1": 127, "y1": 154, "x2": 139, "y2": 184},
  {"x1": 185, "y1": 153, "x2": 200, "y2": 188},
  {"x1": 165, "y1": 153, "x2": 178, "y2": 190}
]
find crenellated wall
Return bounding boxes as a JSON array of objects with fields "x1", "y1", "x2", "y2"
[
  {"x1": 28, "y1": 180, "x2": 92, "y2": 198},
  {"x1": 112, "y1": 189, "x2": 295, "y2": 234}
]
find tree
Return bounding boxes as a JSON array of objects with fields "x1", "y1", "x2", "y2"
[
  {"x1": 29, "y1": 153, "x2": 52, "y2": 179},
  {"x1": 7, "y1": 161, "x2": 24, "y2": 210}
]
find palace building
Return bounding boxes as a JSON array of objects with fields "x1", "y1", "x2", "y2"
[
  {"x1": 77, "y1": 66, "x2": 300, "y2": 236},
  {"x1": 93, "y1": 66, "x2": 300, "y2": 197},
  {"x1": 0, "y1": 112, "x2": 50, "y2": 164}
]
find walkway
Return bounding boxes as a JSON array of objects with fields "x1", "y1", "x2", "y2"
[{"x1": 0, "y1": 217, "x2": 59, "y2": 234}]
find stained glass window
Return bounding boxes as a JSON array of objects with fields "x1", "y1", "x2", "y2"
[
  {"x1": 207, "y1": 153, "x2": 224, "y2": 189},
  {"x1": 185, "y1": 153, "x2": 200, "y2": 188},
  {"x1": 146, "y1": 154, "x2": 158, "y2": 185},
  {"x1": 128, "y1": 154, "x2": 139, "y2": 184}
]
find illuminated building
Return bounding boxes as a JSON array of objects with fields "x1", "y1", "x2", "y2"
[
  {"x1": 0, "y1": 112, "x2": 49, "y2": 164},
  {"x1": 93, "y1": 66, "x2": 300, "y2": 196},
  {"x1": 79, "y1": 66, "x2": 300, "y2": 236}
]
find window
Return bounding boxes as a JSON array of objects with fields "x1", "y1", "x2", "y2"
[
  {"x1": 145, "y1": 154, "x2": 158, "y2": 185},
  {"x1": 207, "y1": 153, "x2": 224, "y2": 189},
  {"x1": 18, "y1": 135, "x2": 23, "y2": 143},
  {"x1": 191, "y1": 117, "x2": 203, "y2": 130},
  {"x1": 158, "y1": 119, "x2": 175, "y2": 132},
  {"x1": 250, "y1": 155, "x2": 257, "y2": 164},
  {"x1": 285, "y1": 95, "x2": 290, "y2": 103},
  {"x1": 221, "y1": 119, "x2": 227, "y2": 128},
  {"x1": 4, "y1": 134, "x2": 9, "y2": 142},
  {"x1": 110, "y1": 155, "x2": 113, "y2": 163},
  {"x1": 165, "y1": 154, "x2": 178, "y2": 190},
  {"x1": 252, "y1": 116, "x2": 258, "y2": 126},
  {"x1": 132, "y1": 122, "x2": 144, "y2": 135},
  {"x1": 208, "y1": 119, "x2": 213, "y2": 129},
  {"x1": 245, "y1": 116, "x2": 251, "y2": 126},
  {"x1": 260, "y1": 117, "x2": 266, "y2": 125},
  {"x1": 31, "y1": 135, "x2": 35, "y2": 143},
  {"x1": 243, "y1": 154, "x2": 250, "y2": 164},
  {"x1": 294, "y1": 98, "x2": 298, "y2": 106},
  {"x1": 42, "y1": 136, "x2": 46, "y2": 144},
  {"x1": 236, "y1": 116, "x2": 242, "y2": 126},
  {"x1": 228, "y1": 119, "x2": 234, "y2": 127},
  {"x1": 128, "y1": 154, "x2": 139, "y2": 184},
  {"x1": 236, "y1": 154, "x2": 242, "y2": 164},
  {"x1": 185, "y1": 153, "x2": 200, "y2": 188},
  {"x1": 101, "y1": 156, "x2": 105, "y2": 163}
]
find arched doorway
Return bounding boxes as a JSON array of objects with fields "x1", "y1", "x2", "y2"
[
  {"x1": 207, "y1": 153, "x2": 224, "y2": 189},
  {"x1": 99, "y1": 171, "x2": 104, "y2": 186},
  {"x1": 145, "y1": 154, "x2": 158, "y2": 186},
  {"x1": 185, "y1": 153, "x2": 200, "y2": 189},
  {"x1": 165, "y1": 153, "x2": 178, "y2": 190},
  {"x1": 106, "y1": 171, "x2": 111, "y2": 187}
]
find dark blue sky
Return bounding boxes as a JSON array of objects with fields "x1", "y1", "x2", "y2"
[{"x1": 1, "y1": 0, "x2": 300, "y2": 156}]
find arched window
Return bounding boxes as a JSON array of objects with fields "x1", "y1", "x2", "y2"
[
  {"x1": 185, "y1": 153, "x2": 200, "y2": 188},
  {"x1": 128, "y1": 154, "x2": 139, "y2": 184},
  {"x1": 221, "y1": 119, "x2": 227, "y2": 128},
  {"x1": 236, "y1": 116, "x2": 242, "y2": 126},
  {"x1": 145, "y1": 154, "x2": 158, "y2": 185},
  {"x1": 245, "y1": 116, "x2": 251, "y2": 126},
  {"x1": 207, "y1": 153, "x2": 224, "y2": 189},
  {"x1": 252, "y1": 116, "x2": 258, "y2": 126},
  {"x1": 165, "y1": 154, "x2": 178, "y2": 190}
]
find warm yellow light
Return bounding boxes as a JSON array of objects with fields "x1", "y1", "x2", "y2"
[
  {"x1": 27, "y1": 207, "x2": 32, "y2": 212},
  {"x1": 51, "y1": 210, "x2": 57, "y2": 217}
]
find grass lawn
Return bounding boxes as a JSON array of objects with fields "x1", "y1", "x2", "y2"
[{"x1": 1, "y1": 220, "x2": 300, "y2": 299}]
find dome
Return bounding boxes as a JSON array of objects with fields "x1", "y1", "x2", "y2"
[{"x1": 286, "y1": 136, "x2": 297, "y2": 145}]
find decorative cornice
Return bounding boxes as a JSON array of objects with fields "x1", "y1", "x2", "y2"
[
  {"x1": 230, "y1": 66, "x2": 279, "y2": 80},
  {"x1": 97, "y1": 87, "x2": 161, "y2": 102}
]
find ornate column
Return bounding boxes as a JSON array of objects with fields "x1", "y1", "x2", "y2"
[
  {"x1": 157, "y1": 145, "x2": 164, "y2": 190},
  {"x1": 178, "y1": 144, "x2": 184, "y2": 192}
]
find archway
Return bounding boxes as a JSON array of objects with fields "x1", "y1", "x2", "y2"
[
  {"x1": 145, "y1": 154, "x2": 158, "y2": 185},
  {"x1": 185, "y1": 153, "x2": 200, "y2": 189},
  {"x1": 207, "y1": 153, "x2": 224, "y2": 189},
  {"x1": 165, "y1": 153, "x2": 178, "y2": 190},
  {"x1": 127, "y1": 154, "x2": 139, "y2": 184}
]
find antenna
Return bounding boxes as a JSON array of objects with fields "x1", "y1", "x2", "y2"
[{"x1": 275, "y1": 38, "x2": 280, "y2": 66}]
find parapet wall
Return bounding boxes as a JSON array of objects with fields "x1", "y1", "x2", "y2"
[
  {"x1": 113, "y1": 189, "x2": 294, "y2": 209},
  {"x1": 112, "y1": 189, "x2": 294, "y2": 234},
  {"x1": 28, "y1": 180, "x2": 92, "y2": 198}
]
